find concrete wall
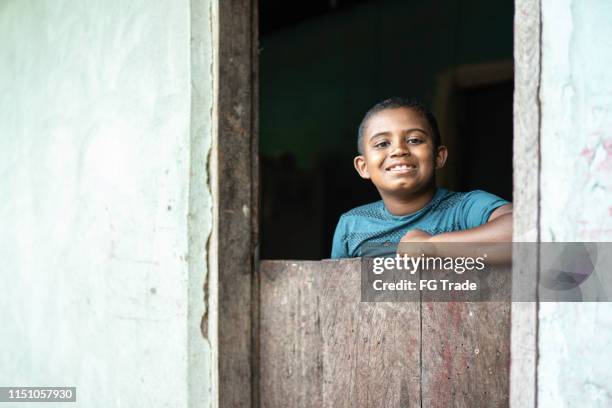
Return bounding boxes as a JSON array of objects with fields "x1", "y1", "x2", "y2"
[
  {"x1": 538, "y1": 0, "x2": 612, "y2": 406},
  {"x1": 0, "y1": 0, "x2": 213, "y2": 407}
]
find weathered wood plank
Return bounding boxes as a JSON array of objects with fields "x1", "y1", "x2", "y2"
[
  {"x1": 511, "y1": 0, "x2": 541, "y2": 407},
  {"x1": 259, "y1": 259, "x2": 421, "y2": 408},
  {"x1": 259, "y1": 261, "x2": 323, "y2": 408},
  {"x1": 251, "y1": 1, "x2": 260, "y2": 406},
  {"x1": 421, "y1": 301, "x2": 510, "y2": 408},
  {"x1": 319, "y1": 259, "x2": 421, "y2": 408},
  {"x1": 217, "y1": 0, "x2": 257, "y2": 406}
]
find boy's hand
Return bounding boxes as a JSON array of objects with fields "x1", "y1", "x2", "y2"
[{"x1": 398, "y1": 229, "x2": 435, "y2": 257}]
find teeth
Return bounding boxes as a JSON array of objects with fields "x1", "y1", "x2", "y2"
[{"x1": 389, "y1": 164, "x2": 416, "y2": 171}]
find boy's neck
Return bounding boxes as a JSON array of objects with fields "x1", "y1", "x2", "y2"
[{"x1": 381, "y1": 186, "x2": 437, "y2": 216}]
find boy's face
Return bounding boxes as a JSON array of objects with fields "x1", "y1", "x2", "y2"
[{"x1": 354, "y1": 107, "x2": 447, "y2": 198}]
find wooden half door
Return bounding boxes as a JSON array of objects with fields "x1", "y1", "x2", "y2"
[{"x1": 258, "y1": 259, "x2": 510, "y2": 407}]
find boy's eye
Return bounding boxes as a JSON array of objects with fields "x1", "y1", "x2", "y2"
[
  {"x1": 407, "y1": 138, "x2": 422, "y2": 144},
  {"x1": 374, "y1": 141, "x2": 390, "y2": 148}
]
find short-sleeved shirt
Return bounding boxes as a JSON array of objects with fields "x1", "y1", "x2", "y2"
[{"x1": 330, "y1": 188, "x2": 509, "y2": 259}]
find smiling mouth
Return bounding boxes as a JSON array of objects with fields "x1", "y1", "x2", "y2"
[{"x1": 386, "y1": 164, "x2": 417, "y2": 173}]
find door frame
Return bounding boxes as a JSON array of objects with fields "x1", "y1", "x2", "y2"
[
  {"x1": 211, "y1": 0, "x2": 259, "y2": 407},
  {"x1": 210, "y1": 1, "x2": 542, "y2": 407},
  {"x1": 510, "y1": 0, "x2": 541, "y2": 407}
]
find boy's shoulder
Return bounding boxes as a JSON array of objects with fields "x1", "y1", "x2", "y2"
[
  {"x1": 425, "y1": 189, "x2": 510, "y2": 218},
  {"x1": 340, "y1": 200, "x2": 387, "y2": 221}
]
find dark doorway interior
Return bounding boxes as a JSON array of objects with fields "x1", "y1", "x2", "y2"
[
  {"x1": 260, "y1": 0, "x2": 368, "y2": 35},
  {"x1": 456, "y1": 80, "x2": 514, "y2": 201},
  {"x1": 260, "y1": 0, "x2": 514, "y2": 260}
]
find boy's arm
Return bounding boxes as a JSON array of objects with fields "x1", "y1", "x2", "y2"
[
  {"x1": 432, "y1": 204, "x2": 512, "y2": 243},
  {"x1": 402, "y1": 204, "x2": 512, "y2": 243},
  {"x1": 399, "y1": 204, "x2": 513, "y2": 262}
]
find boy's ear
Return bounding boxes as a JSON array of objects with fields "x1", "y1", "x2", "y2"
[
  {"x1": 435, "y1": 146, "x2": 448, "y2": 169},
  {"x1": 354, "y1": 155, "x2": 370, "y2": 179}
]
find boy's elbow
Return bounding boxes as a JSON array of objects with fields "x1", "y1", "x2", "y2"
[{"x1": 488, "y1": 204, "x2": 513, "y2": 222}]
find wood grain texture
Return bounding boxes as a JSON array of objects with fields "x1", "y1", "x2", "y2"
[
  {"x1": 319, "y1": 259, "x2": 421, "y2": 408},
  {"x1": 217, "y1": 0, "x2": 257, "y2": 406},
  {"x1": 511, "y1": 0, "x2": 541, "y2": 407},
  {"x1": 259, "y1": 259, "x2": 421, "y2": 408},
  {"x1": 251, "y1": 1, "x2": 260, "y2": 406},
  {"x1": 421, "y1": 302, "x2": 510, "y2": 408},
  {"x1": 259, "y1": 261, "x2": 323, "y2": 408}
]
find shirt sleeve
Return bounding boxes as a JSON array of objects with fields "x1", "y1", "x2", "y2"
[
  {"x1": 459, "y1": 190, "x2": 510, "y2": 229},
  {"x1": 330, "y1": 216, "x2": 349, "y2": 259}
]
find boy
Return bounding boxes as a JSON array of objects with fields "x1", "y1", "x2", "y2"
[{"x1": 331, "y1": 97, "x2": 512, "y2": 258}]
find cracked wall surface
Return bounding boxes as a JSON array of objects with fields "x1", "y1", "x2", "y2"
[
  {"x1": 0, "y1": 0, "x2": 213, "y2": 406},
  {"x1": 539, "y1": 0, "x2": 612, "y2": 406}
]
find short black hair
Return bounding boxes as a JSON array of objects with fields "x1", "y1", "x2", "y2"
[{"x1": 357, "y1": 97, "x2": 441, "y2": 154}]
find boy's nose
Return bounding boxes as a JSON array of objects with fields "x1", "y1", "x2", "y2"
[{"x1": 390, "y1": 142, "x2": 410, "y2": 157}]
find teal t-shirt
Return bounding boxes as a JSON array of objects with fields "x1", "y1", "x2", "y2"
[{"x1": 330, "y1": 188, "x2": 509, "y2": 258}]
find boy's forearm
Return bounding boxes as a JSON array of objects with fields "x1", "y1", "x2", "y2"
[
  {"x1": 430, "y1": 212, "x2": 513, "y2": 243},
  {"x1": 398, "y1": 207, "x2": 513, "y2": 262},
  {"x1": 423, "y1": 213, "x2": 513, "y2": 263}
]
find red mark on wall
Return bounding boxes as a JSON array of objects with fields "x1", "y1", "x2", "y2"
[
  {"x1": 581, "y1": 147, "x2": 594, "y2": 162},
  {"x1": 597, "y1": 138, "x2": 612, "y2": 171}
]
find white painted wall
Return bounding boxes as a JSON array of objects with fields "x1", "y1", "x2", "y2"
[
  {"x1": 539, "y1": 0, "x2": 612, "y2": 406},
  {"x1": 0, "y1": 1, "x2": 213, "y2": 407}
]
